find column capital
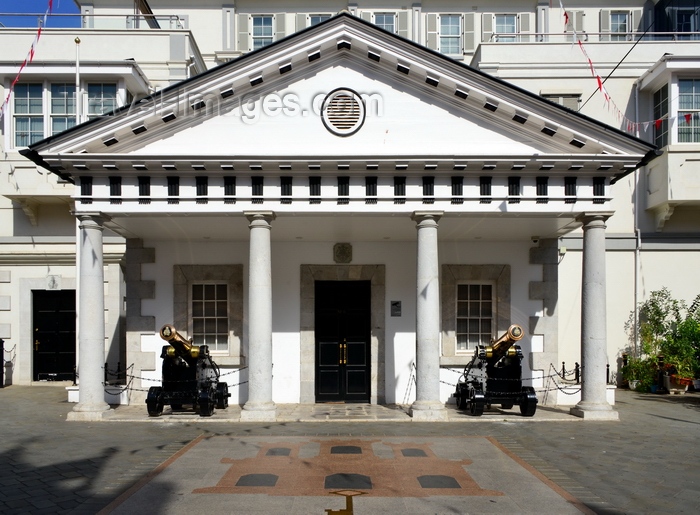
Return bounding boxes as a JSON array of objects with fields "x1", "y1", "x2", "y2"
[
  {"x1": 411, "y1": 211, "x2": 443, "y2": 225},
  {"x1": 244, "y1": 211, "x2": 276, "y2": 227},
  {"x1": 576, "y1": 212, "x2": 614, "y2": 227},
  {"x1": 73, "y1": 212, "x2": 110, "y2": 226}
]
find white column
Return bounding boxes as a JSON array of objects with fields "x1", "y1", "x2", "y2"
[
  {"x1": 571, "y1": 213, "x2": 619, "y2": 420},
  {"x1": 68, "y1": 213, "x2": 110, "y2": 421},
  {"x1": 241, "y1": 211, "x2": 276, "y2": 421},
  {"x1": 410, "y1": 211, "x2": 447, "y2": 420}
]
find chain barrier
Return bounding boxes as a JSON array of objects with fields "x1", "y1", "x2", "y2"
[
  {"x1": 101, "y1": 364, "x2": 248, "y2": 395},
  {"x1": 444, "y1": 362, "x2": 586, "y2": 398}
]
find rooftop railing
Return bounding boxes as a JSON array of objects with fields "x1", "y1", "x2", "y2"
[
  {"x1": 0, "y1": 13, "x2": 187, "y2": 30},
  {"x1": 487, "y1": 31, "x2": 700, "y2": 43}
]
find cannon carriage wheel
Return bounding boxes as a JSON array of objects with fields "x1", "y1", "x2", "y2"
[
  {"x1": 467, "y1": 389, "x2": 486, "y2": 417},
  {"x1": 519, "y1": 387, "x2": 537, "y2": 417},
  {"x1": 198, "y1": 386, "x2": 216, "y2": 417},
  {"x1": 216, "y1": 382, "x2": 229, "y2": 410},
  {"x1": 146, "y1": 386, "x2": 164, "y2": 417}
]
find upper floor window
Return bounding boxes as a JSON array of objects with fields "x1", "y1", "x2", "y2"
[
  {"x1": 87, "y1": 83, "x2": 117, "y2": 119},
  {"x1": 542, "y1": 93, "x2": 581, "y2": 111},
  {"x1": 494, "y1": 14, "x2": 517, "y2": 42},
  {"x1": 610, "y1": 11, "x2": 630, "y2": 41},
  {"x1": 482, "y1": 12, "x2": 534, "y2": 44},
  {"x1": 50, "y1": 84, "x2": 76, "y2": 135},
  {"x1": 13, "y1": 84, "x2": 44, "y2": 147},
  {"x1": 374, "y1": 13, "x2": 395, "y2": 33},
  {"x1": 252, "y1": 15, "x2": 274, "y2": 50},
  {"x1": 440, "y1": 14, "x2": 462, "y2": 55},
  {"x1": 654, "y1": 84, "x2": 669, "y2": 148},
  {"x1": 10, "y1": 81, "x2": 123, "y2": 148},
  {"x1": 676, "y1": 9, "x2": 699, "y2": 39},
  {"x1": 310, "y1": 14, "x2": 331, "y2": 26},
  {"x1": 678, "y1": 79, "x2": 700, "y2": 143}
]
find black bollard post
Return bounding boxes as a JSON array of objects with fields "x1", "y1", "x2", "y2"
[
  {"x1": 574, "y1": 362, "x2": 580, "y2": 384},
  {"x1": 606, "y1": 364, "x2": 610, "y2": 384},
  {"x1": 562, "y1": 361, "x2": 566, "y2": 378},
  {"x1": 0, "y1": 338, "x2": 4, "y2": 388}
]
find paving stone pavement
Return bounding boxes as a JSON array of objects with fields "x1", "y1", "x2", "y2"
[{"x1": 0, "y1": 384, "x2": 698, "y2": 514}]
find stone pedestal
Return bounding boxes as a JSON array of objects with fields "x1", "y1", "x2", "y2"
[
  {"x1": 410, "y1": 212, "x2": 447, "y2": 421},
  {"x1": 241, "y1": 212, "x2": 276, "y2": 421},
  {"x1": 571, "y1": 213, "x2": 619, "y2": 421}
]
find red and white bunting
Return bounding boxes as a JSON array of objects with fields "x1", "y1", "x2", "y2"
[
  {"x1": 560, "y1": 0, "x2": 670, "y2": 136},
  {"x1": 0, "y1": 1, "x2": 55, "y2": 120}
]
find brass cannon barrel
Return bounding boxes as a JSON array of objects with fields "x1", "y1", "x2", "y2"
[
  {"x1": 159, "y1": 324, "x2": 200, "y2": 359},
  {"x1": 484, "y1": 324, "x2": 524, "y2": 360}
]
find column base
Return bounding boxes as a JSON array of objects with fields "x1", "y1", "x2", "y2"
[
  {"x1": 241, "y1": 402, "x2": 277, "y2": 422},
  {"x1": 570, "y1": 402, "x2": 619, "y2": 421},
  {"x1": 67, "y1": 403, "x2": 111, "y2": 422},
  {"x1": 410, "y1": 401, "x2": 448, "y2": 421}
]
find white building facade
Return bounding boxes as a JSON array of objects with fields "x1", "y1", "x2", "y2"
[{"x1": 1, "y1": 1, "x2": 698, "y2": 420}]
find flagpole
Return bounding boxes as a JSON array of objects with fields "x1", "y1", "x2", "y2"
[{"x1": 75, "y1": 37, "x2": 81, "y2": 124}]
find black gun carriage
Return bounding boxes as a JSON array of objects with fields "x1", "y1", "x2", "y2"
[
  {"x1": 146, "y1": 324, "x2": 230, "y2": 417},
  {"x1": 454, "y1": 324, "x2": 538, "y2": 417}
]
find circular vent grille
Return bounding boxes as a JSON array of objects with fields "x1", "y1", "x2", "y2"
[{"x1": 321, "y1": 88, "x2": 365, "y2": 136}]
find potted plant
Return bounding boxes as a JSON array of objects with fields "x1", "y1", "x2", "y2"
[
  {"x1": 623, "y1": 288, "x2": 700, "y2": 393},
  {"x1": 660, "y1": 313, "x2": 700, "y2": 391},
  {"x1": 621, "y1": 356, "x2": 657, "y2": 392}
]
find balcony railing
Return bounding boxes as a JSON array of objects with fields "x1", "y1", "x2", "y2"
[
  {"x1": 0, "y1": 13, "x2": 187, "y2": 30},
  {"x1": 487, "y1": 31, "x2": 700, "y2": 43}
]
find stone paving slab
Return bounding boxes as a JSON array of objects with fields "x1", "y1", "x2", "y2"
[
  {"x1": 2, "y1": 385, "x2": 700, "y2": 514},
  {"x1": 104, "y1": 435, "x2": 590, "y2": 514},
  {"x1": 101, "y1": 400, "x2": 579, "y2": 423}
]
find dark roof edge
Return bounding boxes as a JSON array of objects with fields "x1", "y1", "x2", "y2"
[
  {"x1": 610, "y1": 148, "x2": 664, "y2": 184},
  {"x1": 18, "y1": 148, "x2": 75, "y2": 183}
]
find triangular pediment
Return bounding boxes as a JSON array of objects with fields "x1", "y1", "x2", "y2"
[{"x1": 23, "y1": 13, "x2": 657, "y2": 181}]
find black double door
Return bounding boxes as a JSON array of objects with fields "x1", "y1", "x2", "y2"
[
  {"x1": 315, "y1": 281, "x2": 371, "y2": 403},
  {"x1": 33, "y1": 290, "x2": 76, "y2": 381}
]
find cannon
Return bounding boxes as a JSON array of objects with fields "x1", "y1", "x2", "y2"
[
  {"x1": 454, "y1": 324, "x2": 537, "y2": 417},
  {"x1": 146, "y1": 324, "x2": 230, "y2": 417}
]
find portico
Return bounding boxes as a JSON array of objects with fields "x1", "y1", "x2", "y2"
[{"x1": 19, "y1": 14, "x2": 657, "y2": 419}]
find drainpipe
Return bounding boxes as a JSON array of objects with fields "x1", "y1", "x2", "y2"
[{"x1": 633, "y1": 81, "x2": 641, "y2": 357}]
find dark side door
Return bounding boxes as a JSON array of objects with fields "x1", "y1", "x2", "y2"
[
  {"x1": 315, "y1": 281, "x2": 371, "y2": 403},
  {"x1": 33, "y1": 290, "x2": 76, "y2": 381}
]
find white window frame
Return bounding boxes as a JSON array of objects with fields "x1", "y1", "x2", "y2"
[
  {"x1": 541, "y1": 93, "x2": 581, "y2": 111},
  {"x1": 455, "y1": 281, "x2": 496, "y2": 353},
  {"x1": 190, "y1": 282, "x2": 230, "y2": 353},
  {"x1": 610, "y1": 11, "x2": 630, "y2": 41},
  {"x1": 12, "y1": 83, "x2": 44, "y2": 148},
  {"x1": 49, "y1": 83, "x2": 77, "y2": 136},
  {"x1": 86, "y1": 82, "x2": 118, "y2": 120},
  {"x1": 675, "y1": 8, "x2": 699, "y2": 39},
  {"x1": 373, "y1": 12, "x2": 396, "y2": 33},
  {"x1": 654, "y1": 83, "x2": 669, "y2": 148},
  {"x1": 677, "y1": 78, "x2": 700, "y2": 143},
  {"x1": 8, "y1": 79, "x2": 125, "y2": 149},
  {"x1": 439, "y1": 14, "x2": 462, "y2": 55},
  {"x1": 173, "y1": 265, "x2": 243, "y2": 365},
  {"x1": 309, "y1": 14, "x2": 331, "y2": 26},
  {"x1": 251, "y1": 14, "x2": 274, "y2": 50},
  {"x1": 494, "y1": 13, "x2": 518, "y2": 42}
]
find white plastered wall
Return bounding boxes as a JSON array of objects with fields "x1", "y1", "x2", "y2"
[{"x1": 138, "y1": 234, "x2": 541, "y2": 405}]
